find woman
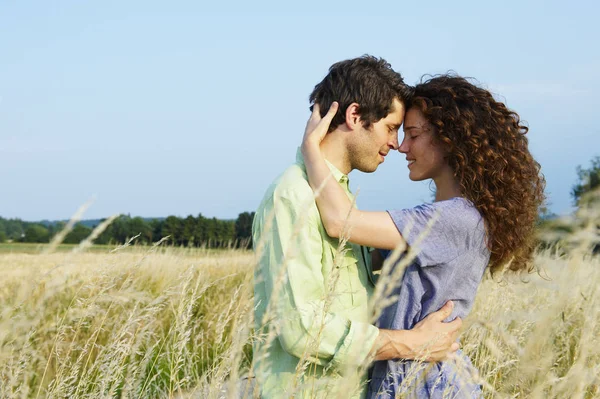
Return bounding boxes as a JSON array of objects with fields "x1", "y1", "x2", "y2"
[{"x1": 301, "y1": 75, "x2": 545, "y2": 398}]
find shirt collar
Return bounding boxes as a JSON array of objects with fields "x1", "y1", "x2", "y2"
[{"x1": 296, "y1": 147, "x2": 350, "y2": 187}]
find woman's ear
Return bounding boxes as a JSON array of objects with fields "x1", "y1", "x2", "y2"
[{"x1": 345, "y1": 103, "x2": 362, "y2": 131}]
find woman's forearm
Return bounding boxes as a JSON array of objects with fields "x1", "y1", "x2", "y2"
[
  {"x1": 302, "y1": 142, "x2": 353, "y2": 238},
  {"x1": 300, "y1": 102, "x2": 405, "y2": 250}
]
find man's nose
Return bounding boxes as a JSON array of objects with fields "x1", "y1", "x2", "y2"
[{"x1": 389, "y1": 133, "x2": 399, "y2": 150}]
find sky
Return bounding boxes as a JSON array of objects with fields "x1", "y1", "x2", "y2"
[{"x1": 1, "y1": 0, "x2": 599, "y2": 221}]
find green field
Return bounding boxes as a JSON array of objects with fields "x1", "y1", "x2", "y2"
[
  {"x1": 0, "y1": 242, "x2": 247, "y2": 255},
  {"x1": 0, "y1": 242, "x2": 111, "y2": 254}
]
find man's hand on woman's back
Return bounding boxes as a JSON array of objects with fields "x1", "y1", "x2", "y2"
[{"x1": 372, "y1": 301, "x2": 461, "y2": 362}]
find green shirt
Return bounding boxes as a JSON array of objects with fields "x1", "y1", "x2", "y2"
[{"x1": 252, "y1": 149, "x2": 379, "y2": 399}]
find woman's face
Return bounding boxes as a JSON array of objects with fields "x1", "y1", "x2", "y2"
[{"x1": 399, "y1": 107, "x2": 449, "y2": 182}]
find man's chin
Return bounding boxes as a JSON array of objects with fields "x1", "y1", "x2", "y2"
[{"x1": 354, "y1": 163, "x2": 379, "y2": 173}]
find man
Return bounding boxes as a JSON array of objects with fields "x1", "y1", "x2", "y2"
[{"x1": 252, "y1": 55, "x2": 461, "y2": 398}]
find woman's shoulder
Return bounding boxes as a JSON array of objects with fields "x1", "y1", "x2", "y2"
[
  {"x1": 429, "y1": 198, "x2": 486, "y2": 241},
  {"x1": 437, "y1": 198, "x2": 488, "y2": 258},
  {"x1": 433, "y1": 197, "x2": 482, "y2": 222},
  {"x1": 388, "y1": 198, "x2": 485, "y2": 241},
  {"x1": 390, "y1": 198, "x2": 481, "y2": 228}
]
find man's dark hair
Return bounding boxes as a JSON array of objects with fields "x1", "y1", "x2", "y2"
[{"x1": 309, "y1": 55, "x2": 413, "y2": 132}]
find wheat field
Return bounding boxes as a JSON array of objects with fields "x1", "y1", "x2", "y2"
[{"x1": 1, "y1": 209, "x2": 599, "y2": 398}]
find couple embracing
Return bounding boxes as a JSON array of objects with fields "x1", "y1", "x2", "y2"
[{"x1": 251, "y1": 55, "x2": 544, "y2": 398}]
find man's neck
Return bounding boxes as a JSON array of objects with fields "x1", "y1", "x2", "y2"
[{"x1": 320, "y1": 131, "x2": 351, "y2": 175}]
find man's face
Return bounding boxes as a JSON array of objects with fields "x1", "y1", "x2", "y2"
[{"x1": 348, "y1": 98, "x2": 405, "y2": 173}]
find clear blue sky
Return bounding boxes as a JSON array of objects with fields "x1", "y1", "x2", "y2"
[{"x1": 1, "y1": 0, "x2": 598, "y2": 221}]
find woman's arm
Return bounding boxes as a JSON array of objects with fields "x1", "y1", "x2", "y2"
[{"x1": 301, "y1": 103, "x2": 405, "y2": 250}]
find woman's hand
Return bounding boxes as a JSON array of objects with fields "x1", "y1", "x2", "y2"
[{"x1": 301, "y1": 102, "x2": 339, "y2": 156}]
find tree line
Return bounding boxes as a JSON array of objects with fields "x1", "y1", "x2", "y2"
[
  {"x1": 0, "y1": 212, "x2": 256, "y2": 249},
  {"x1": 2, "y1": 155, "x2": 599, "y2": 249}
]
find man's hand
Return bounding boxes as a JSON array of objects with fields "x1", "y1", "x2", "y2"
[
  {"x1": 372, "y1": 301, "x2": 461, "y2": 362},
  {"x1": 409, "y1": 301, "x2": 462, "y2": 360}
]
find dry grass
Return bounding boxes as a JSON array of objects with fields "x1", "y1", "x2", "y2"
[
  {"x1": 0, "y1": 246, "x2": 254, "y2": 398},
  {"x1": 1, "y1": 206, "x2": 599, "y2": 398}
]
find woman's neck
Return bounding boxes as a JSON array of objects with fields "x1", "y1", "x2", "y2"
[{"x1": 433, "y1": 169, "x2": 462, "y2": 202}]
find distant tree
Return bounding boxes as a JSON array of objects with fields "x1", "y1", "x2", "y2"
[
  {"x1": 63, "y1": 223, "x2": 93, "y2": 244},
  {"x1": 0, "y1": 230, "x2": 7, "y2": 243},
  {"x1": 109, "y1": 216, "x2": 129, "y2": 243},
  {"x1": 221, "y1": 219, "x2": 235, "y2": 247},
  {"x1": 204, "y1": 218, "x2": 217, "y2": 246},
  {"x1": 182, "y1": 215, "x2": 197, "y2": 246},
  {"x1": 94, "y1": 219, "x2": 111, "y2": 245},
  {"x1": 162, "y1": 216, "x2": 183, "y2": 246},
  {"x1": 149, "y1": 219, "x2": 164, "y2": 242},
  {"x1": 48, "y1": 221, "x2": 67, "y2": 239},
  {"x1": 235, "y1": 212, "x2": 255, "y2": 248},
  {"x1": 194, "y1": 214, "x2": 208, "y2": 245},
  {"x1": 210, "y1": 218, "x2": 234, "y2": 247},
  {"x1": 95, "y1": 215, "x2": 134, "y2": 245},
  {"x1": 2, "y1": 218, "x2": 26, "y2": 241},
  {"x1": 129, "y1": 217, "x2": 153, "y2": 244},
  {"x1": 23, "y1": 224, "x2": 50, "y2": 243},
  {"x1": 572, "y1": 155, "x2": 600, "y2": 206}
]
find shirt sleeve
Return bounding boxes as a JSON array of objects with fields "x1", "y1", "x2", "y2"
[
  {"x1": 261, "y1": 187, "x2": 379, "y2": 370},
  {"x1": 386, "y1": 203, "x2": 459, "y2": 267}
]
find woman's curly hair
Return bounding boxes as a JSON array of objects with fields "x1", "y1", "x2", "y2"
[{"x1": 411, "y1": 74, "x2": 546, "y2": 275}]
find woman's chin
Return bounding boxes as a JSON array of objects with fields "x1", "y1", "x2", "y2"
[{"x1": 408, "y1": 172, "x2": 427, "y2": 182}]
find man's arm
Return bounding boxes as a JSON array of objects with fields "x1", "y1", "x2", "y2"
[
  {"x1": 259, "y1": 187, "x2": 379, "y2": 370},
  {"x1": 372, "y1": 301, "x2": 462, "y2": 362}
]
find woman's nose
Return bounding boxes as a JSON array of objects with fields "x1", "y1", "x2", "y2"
[{"x1": 398, "y1": 138, "x2": 409, "y2": 153}]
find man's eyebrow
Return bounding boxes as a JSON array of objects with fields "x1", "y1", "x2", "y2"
[{"x1": 389, "y1": 123, "x2": 402, "y2": 130}]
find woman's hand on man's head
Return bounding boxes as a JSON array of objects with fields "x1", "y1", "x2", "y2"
[{"x1": 301, "y1": 101, "x2": 338, "y2": 155}]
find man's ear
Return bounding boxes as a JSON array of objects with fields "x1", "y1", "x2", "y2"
[{"x1": 345, "y1": 103, "x2": 362, "y2": 131}]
